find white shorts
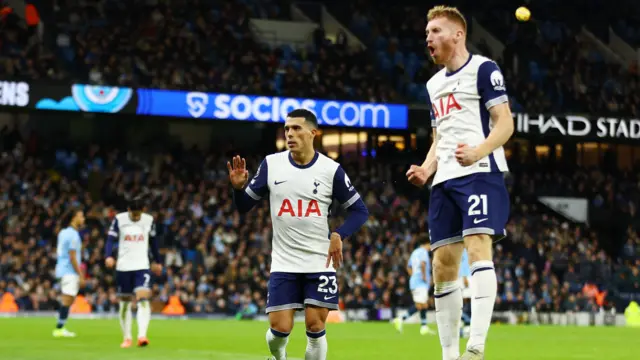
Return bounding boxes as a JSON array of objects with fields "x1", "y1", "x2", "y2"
[
  {"x1": 411, "y1": 287, "x2": 429, "y2": 304},
  {"x1": 60, "y1": 275, "x2": 80, "y2": 296}
]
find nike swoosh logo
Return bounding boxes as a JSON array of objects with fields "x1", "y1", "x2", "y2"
[
  {"x1": 473, "y1": 218, "x2": 488, "y2": 224},
  {"x1": 274, "y1": 180, "x2": 287, "y2": 185},
  {"x1": 324, "y1": 296, "x2": 336, "y2": 300},
  {"x1": 474, "y1": 296, "x2": 490, "y2": 300}
]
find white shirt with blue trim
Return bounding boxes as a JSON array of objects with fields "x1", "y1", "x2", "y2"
[
  {"x1": 246, "y1": 150, "x2": 360, "y2": 273},
  {"x1": 426, "y1": 54, "x2": 510, "y2": 186},
  {"x1": 108, "y1": 212, "x2": 156, "y2": 271}
]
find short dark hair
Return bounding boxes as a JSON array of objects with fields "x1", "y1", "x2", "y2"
[
  {"x1": 64, "y1": 207, "x2": 83, "y2": 227},
  {"x1": 417, "y1": 233, "x2": 430, "y2": 245},
  {"x1": 129, "y1": 195, "x2": 145, "y2": 211},
  {"x1": 287, "y1": 108, "x2": 318, "y2": 128}
]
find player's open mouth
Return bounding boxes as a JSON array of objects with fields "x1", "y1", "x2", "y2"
[{"x1": 428, "y1": 46, "x2": 435, "y2": 56}]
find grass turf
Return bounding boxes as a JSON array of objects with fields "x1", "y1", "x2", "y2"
[{"x1": 0, "y1": 317, "x2": 636, "y2": 359}]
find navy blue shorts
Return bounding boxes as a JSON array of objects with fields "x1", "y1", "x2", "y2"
[
  {"x1": 266, "y1": 272, "x2": 339, "y2": 313},
  {"x1": 428, "y1": 173, "x2": 509, "y2": 250},
  {"x1": 116, "y1": 270, "x2": 151, "y2": 295}
]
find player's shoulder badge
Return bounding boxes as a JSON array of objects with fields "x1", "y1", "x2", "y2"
[
  {"x1": 344, "y1": 173, "x2": 354, "y2": 192},
  {"x1": 490, "y1": 69, "x2": 505, "y2": 91}
]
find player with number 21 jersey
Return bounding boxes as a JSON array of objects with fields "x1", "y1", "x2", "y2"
[{"x1": 406, "y1": 6, "x2": 514, "y2": 360}]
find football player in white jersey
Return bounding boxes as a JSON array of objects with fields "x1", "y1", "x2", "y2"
[
  {"x1": 105, "y1": 198, "x2": 162, "y2": 349},
  {"x1": 228, "y1": 108, "x2": 369, "y2": 360},
  {"x1": 406, "y1": 6, "x2": 514, "y2": 360}
]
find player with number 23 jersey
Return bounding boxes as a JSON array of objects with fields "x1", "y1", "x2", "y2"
[{"x1": 230, "y1": 109, "x2": 368, "y2": 360}]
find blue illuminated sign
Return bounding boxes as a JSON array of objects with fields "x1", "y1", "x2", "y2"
[
  {"x1": 35, "y1": 85, "x2": 134, "y2": 113},
  {"x1": 29, "y1": 83, "x2": 409, "y2": 129},
  {"x1": 137, "y1": 89, "x2": 409, "y2": 129}
]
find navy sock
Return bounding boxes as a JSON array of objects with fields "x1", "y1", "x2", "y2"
[
  {"x1": 419, "y1": 309, "x2": 427, "y2": 326},
  {"x1": 461, "y1": 311, "x2": 471, "y2": 325},
  {"x1": 56, "y1": 306, "x2": 70, "y2": 329},
  {"x1": 402, "y1": 305, "x2": 418, "y2": 320}
]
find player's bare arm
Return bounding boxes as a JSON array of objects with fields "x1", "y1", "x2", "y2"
[
  {"x1": 407, "y1": 128, "x2": 438, "y2": 187},
  {"x1": 455, "y1": 102, "x2": 514, "y2": 167},
  {"x1": 326, "y1": 232, "x2": 343, "y2": 269},
  {"x1": 68, "y1": 249, "x2": 85, "y2": 287},
  {"x1": 421, "y1": 261, "x2": 427, "y2": 282}
]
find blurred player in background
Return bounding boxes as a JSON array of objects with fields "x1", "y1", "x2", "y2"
[
  {"x1": 53, "y1": 207, "x2": 85, "y2": 338},
  {"x1": 393, "y1": 234, "x2": 435, "y2": 335},
  {"x1": 406, "y1": 5, "x2": 513, "y2": 360},
  {"x1": 105, "y1": 197, "x2": 162, "y2": 348},
  {"x1": 228, "y1": 109, "x2": 369, "y2": 360},
  {"x1": 459, "y1": 249, "x2": 471, "y2": 338}
]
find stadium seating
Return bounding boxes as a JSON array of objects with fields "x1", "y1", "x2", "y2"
[
  {"x1": 0, "y1": 132, "x2": 637, "y2": 315},
  {"x1": 5, "y1": 0, "x2": 640, "y2": 112},
  {"x1": 43, "y1": 0, "x2": 401, "y2": 102},
  {"x1": 1, "y1": 0, "x2": 639, "y2": 317},
  {"x1": 324, "y1": 0, "x2": 640, "y2": 114},
  {"x1": 0, "y1": 6, "x2": 63, "y2": 80}
]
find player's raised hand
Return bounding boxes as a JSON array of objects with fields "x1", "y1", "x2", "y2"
[
  {"x1": 226, "y1": 155, "x2": 249, "y2": 190},
  {"x1": 406, "y1": 165, "x2": 430, "y2": 187},
  {"x1": 105, "y1": 256, "x2": 115, "y2": 268},
  {"x1": 455, "y1": 144, "x2": 479, "y2": 167},
  {"x1": 326, "y1": 232, "x2": 343, "y2": 269}
]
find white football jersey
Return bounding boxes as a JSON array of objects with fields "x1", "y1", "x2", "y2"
[
  {"x1": 246, "y1": 151, "x2": 360, "y2": 273},
  {"x1": 108, "y1": 212, "x2": 156, "y2": 271},
  {"x1": 427, "y1": 54, "x2": 510, "y2": 186}
]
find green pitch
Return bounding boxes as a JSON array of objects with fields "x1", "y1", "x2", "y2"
[{"x1": 0, "y1": 318, "x2": 636, "y2": 359}]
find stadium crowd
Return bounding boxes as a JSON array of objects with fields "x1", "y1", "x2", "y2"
[
  {"x1": 0, "y1": 127, "x2": 638, "y2": 316},
  {"x1": 46, "y1": 0, "x2": 400, "y2": 103},
  {"x1": 3, "y1": 0, "x2": 639, "y2": 112},
  {"x1": 329, "y1": 0, "x2": 640, "y2": 115}
]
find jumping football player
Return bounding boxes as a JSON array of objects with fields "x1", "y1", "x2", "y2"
[{"x1": 407, "y1": 6, "x2": 514, "y2": 360}]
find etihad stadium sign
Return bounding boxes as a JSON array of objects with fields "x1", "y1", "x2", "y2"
[{"x1": 513, "y1": 113, "x2": 640, "y2": 140}]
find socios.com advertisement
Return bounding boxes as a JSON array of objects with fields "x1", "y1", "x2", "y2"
[
  {"x1": 0, "y1": 80, "x2": 409, "y2": 130},
  {"x1": 143, "y1": 90, "x2": 408, "y2": 129}
]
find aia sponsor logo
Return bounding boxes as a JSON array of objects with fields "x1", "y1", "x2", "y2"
[
  {"x1": 277, "y1": 199, "x2": 322, "y2": 217},
  {"x1": 124, "y1": 234, "x2": 145, "y2": 242},
  {"x1": 432, "y1": 94, "x2": 461, "y2": 119}
]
